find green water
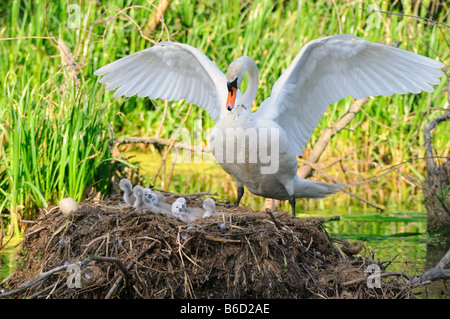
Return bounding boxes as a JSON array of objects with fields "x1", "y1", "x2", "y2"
[{"x1": 0, "y1": 235, "x2": 23, "y2": 284}]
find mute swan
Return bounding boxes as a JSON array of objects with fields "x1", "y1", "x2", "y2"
[
  {"x1": 119, "y1": 178, "x2": 136, "y2": 205},
  {"x1": 95, "y1": 35, "x2": 445, "y2": 215},
  {"x1": 201, "y1": 198, "x2": 219, "y2": 218}
]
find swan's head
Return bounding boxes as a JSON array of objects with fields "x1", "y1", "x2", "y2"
[
  {"x1": 225, "y1": 58, "x2": 248, "y2": 111},
  {"x1": 201, "y1": 198, "x2": 216, "y2": 213},
  {"x1": 119, "y1": 178, "x2": 133, "y2": 192},
  {"x1": 172, "y1": 201, "x2": 186, "y2": 215},
  {"x1": 144, "y1": 188, "x2": 158, "y2": 206},
  {"x1": 175, "y1": 197, "x2": 187, "y2": 209}
]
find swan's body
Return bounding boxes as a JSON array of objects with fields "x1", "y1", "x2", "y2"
[
  {"x1": 119, "y1": 178, "x2": 136, "y2": 205},
  {"x1": 96, "y1": 35, "x2": 445, "y2": 215},
  {"x1": 154, "y1": 191, "x2": 166, "y2": 204}
]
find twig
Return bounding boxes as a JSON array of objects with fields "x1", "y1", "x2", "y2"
[
  {"x1": 152, "y1": 189, "x2": 218, "y2": 198},
  {"x1": 297, "y1": 97, "x2": 369, "y2": 179},
  {"x1": 0, "y1": 260, "x2": 84, "y2": 298},
  {"x1": 105, "y1": 242, "x2": 157, "y2": 299},
  {"x1": 0, "y1": 255, "x2": 132, "y2": 298},
  {"x1": 265, "y1": 209, "x2": 283, "y2": 230},
  {"x1": 341, "y1": 271, "x2": 409, "y2": 287},
  {"x1": 152, "y1": 104, "x2": 192, "y2": 186},
  {"x1": 144, "y1": 0, "x2": 171, "y2": 36},
  {"x1": 402, "y1": 248, "x2": 450, "y2": 286},
  {"x1": 90, "y1": 256, "x2": 131, "y2": 281},
  {"x1": 0, "y1": 228, "x2": 14, "y2": 251},
  {"x1": 297, "y1": 158, "x2": 385, "y2": 211},
  {"x1": 245, "y1": 236, "x2": 261, "y2": 273},
  {"x1": 204, "y1": 235, "x2": 241, "y2": 243},
  {"x1": 361, "y1": 8, "x2": 450, "y2": 29},
  {"x1": 301, "y1": 263, "x2": 328, "y2": 298},
  {"x1": 423, "y1": 111, "x2": 450, "y2": 171}
]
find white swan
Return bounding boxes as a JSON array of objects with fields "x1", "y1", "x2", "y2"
[
  {"x1": 119, "y1": 178, "x2": 135, "y2": 205},
  {"x1": 96, "y1": 35, "x2": 445, "y2": 215}
]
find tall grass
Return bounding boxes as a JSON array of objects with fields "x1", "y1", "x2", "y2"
[
  {"x1": 0, "y1": 0, "x2": 449, "y2": 233},
  {"x1": 0, "y1": 72, "x2": 116, "y2": 233}
]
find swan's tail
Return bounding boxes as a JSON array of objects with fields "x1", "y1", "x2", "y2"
[{"x1": 294, "y1": 177, "x2": 344, "y2": 199}]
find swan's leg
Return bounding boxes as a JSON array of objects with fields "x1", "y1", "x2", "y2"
[
  {"x1": 282, "y1": 180, "x2": 296, "y2": 216},
  {"x1": 288, "y1": 195, "x2": 296, "y2": 217},
  {"x1": 234, "y1": 186, "x2": 244, "y2": 207}
]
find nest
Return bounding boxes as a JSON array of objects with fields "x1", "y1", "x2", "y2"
[{"x1": 2, "y1": 193, "x2": 415, "y2": 299}]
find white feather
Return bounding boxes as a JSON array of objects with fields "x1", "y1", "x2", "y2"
[
  {"x1": 255, "y1": 34, "x2": 445, "y2": 155},
  {"x1": 94, "y1": 42, "x2": 228, "y2": 122},
  {"x1": 96, "y1": 35, "x2": 445, "y2": 215}
]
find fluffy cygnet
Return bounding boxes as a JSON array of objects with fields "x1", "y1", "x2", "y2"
[
  {"x1": 119, "y1": 178, "x2": 136, "y2": 205},
  {"x1": 154, "y1": 191, "x2": 166, "y2": 204},
  {"x1": 143, "y1": 188, "x2": 159, "y2": 206},
  {"x1": 133, "y1": 185, "x2": 156, "y2": 212},
  {"x1": 175, "y1": 197, "x2": 186, "y2": 210},
  {"x1": 201, "y1": 198, "x2": 219, "y2": 218},
  {"x1": 171, "y1": 200, "x2": 196, "y2": 222}
]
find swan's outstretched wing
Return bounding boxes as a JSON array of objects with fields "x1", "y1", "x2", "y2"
[
  {"x1": 94, "y1": 42, "x2": 227, "y2": 122},
  {"x1": 255, "y1": 34, "x2": 445, "y2": 156}
]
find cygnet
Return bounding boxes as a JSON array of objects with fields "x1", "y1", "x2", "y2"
[
  {"x1": 154, "y1": 191, "x2": 166, "y2": 204},
  {"x1": 133, "y1": 185, "x2": 157, "y2": 212},
  {"x1": 171, "y1": 201, "x2": 195, "y2": 222},
  {"x1": 143, "y1": 188, "x2": 159, "y2": 206},
  {"x1": 119, "y1": 178, "x2": 135, "y2": 205},
  {"x1": 175, "y1": 197, "x2": 187, "y2": 210},
  {"x1": 201, "y1": 198, "x2": 219, "y2": 218}
]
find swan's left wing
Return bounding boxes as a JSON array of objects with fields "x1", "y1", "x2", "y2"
[
  {"x1": 255, "y1": 34, "x2": 445, "y2": 156},
  {"x1": 94, "y1": 42, "x2": 227, "y2": 122}
]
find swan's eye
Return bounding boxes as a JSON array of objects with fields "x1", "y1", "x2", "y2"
[{"x1": 227, "y1": 78, "x2": 238, "y2": 92}]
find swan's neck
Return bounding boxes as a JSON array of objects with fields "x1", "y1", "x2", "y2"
[{"x1": 237, "y1": 57, "x2": 258, "y2": 108}]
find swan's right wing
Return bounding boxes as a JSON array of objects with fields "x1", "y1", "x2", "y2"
[
  {"x1": 94, "y1": 42, "x2": 227, "y2": 122},
  {"x1": 256, "y1": 34, "x2": 445, "y2": 156}
]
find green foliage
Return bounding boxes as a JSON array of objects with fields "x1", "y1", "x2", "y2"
[
  {"x1": 0, "y1": 0, "x2": 449, "y2": 233},
  {"x1": 436, "y1": 184, "x2": 450, "y2": 206}
]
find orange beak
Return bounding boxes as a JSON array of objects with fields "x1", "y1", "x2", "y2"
[{"x1": 226, "y1": 87, "x2": 237, "y2": 111}]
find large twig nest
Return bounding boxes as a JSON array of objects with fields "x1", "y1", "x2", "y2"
[{"x1": 2, "y1": 194, "x2": 415, "y2": 299}]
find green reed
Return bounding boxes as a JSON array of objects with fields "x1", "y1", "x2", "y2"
[{"x1": 0, "y1": 0, "x2": 449, "y2": 233}]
